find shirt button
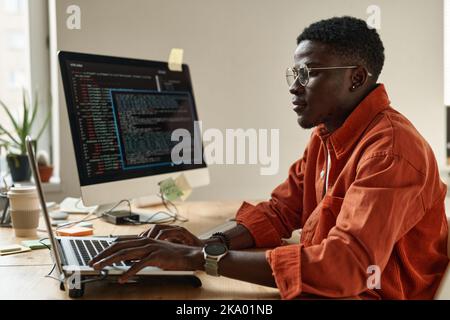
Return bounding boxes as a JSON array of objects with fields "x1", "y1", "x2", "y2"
[{"x1": 320, "y1": 170, "x2": 325, "y2": 179}]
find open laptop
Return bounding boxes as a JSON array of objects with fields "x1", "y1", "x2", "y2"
[{"x1": 26, "y1": 136, "x2": 199, "y2": 290}]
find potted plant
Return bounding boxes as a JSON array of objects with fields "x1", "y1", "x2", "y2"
[
  {"x1": 36, "y1": 150, "x2": 53, "y2": 183},
  {"x1": 0, "y1": 91, "x2": 50, "y2": 182}
]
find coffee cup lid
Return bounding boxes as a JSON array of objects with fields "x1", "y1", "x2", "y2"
[{"x1": 7, "y1": 186, "x2": 37, "y2": 197}]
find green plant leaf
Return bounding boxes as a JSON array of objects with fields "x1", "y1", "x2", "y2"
[
  {"x1": 0, "y1": 98, "x2": 20, "y2": 137},
  {"x1": 29, "y1": 90, "x2": 39, "y2": 130},
  {"x1": 0, "y1": 137, "x2": 12, "y2": 144},
  {"x1": 1, "y1": 90, "x2": 50, "y2": 155},
  {"x1": 0, "y1": 123, "x2": 20, "y2": 147},
  {"x1": 21, "y1": 89, "x2": 29, "y2": 154},
  {"x1": 36, "y1": 109, "x2": 51, "y2": 141}
]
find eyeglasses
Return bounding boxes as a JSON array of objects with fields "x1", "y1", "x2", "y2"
[{"x1": 286, "y1": 63, "x2": 372, "y2": 87}]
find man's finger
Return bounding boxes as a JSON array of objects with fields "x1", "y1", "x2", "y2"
[
  {"x1": 148, "y1": 225, "x2": 179, "y2": 239},
  {"x1": 92, "y1": 245, "x2": 153, "y2": 270},
  {"x1": 89, "y1": 238, "x2": 151, "y2": 266},
  {"x1": 139, "y1": 230, "x2": 149, "y2": 237},
  {"x1": 164, "y1": 237, "x2": 183, "y2": 244},
  {"x1": 118, "y1": 255, "x2": 156, "y2": 284},
  {"x1": 92, "y1": 248, "x2": 137, "y2": 270},
  {"x1": 154, "y1": 228, "x2": 183, "y2": 241}
]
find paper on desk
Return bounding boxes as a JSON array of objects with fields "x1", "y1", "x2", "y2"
[
  {"x1": 21, "y1": 239, "x2": 51, "y2": 250},
  {"x1": 59, "y1": 197, "x2": 98, "y2": 214},
  {"x1": 0, "y1": 244, "x2": 31, "y2": 256}
]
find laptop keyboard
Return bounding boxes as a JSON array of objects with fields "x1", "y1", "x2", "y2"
[{"x1": 69, "y1": 239, "x2": 132, "y2": 267}]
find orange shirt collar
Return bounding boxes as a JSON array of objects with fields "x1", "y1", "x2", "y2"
[{"x1": 314, "y1": 84, "x2": 391, "y2": 159}]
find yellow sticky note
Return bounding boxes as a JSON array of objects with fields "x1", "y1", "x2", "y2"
[
  {"x1": 168, "y1": 48, "x2": 184, "y2": 72},
  {"x1": 175, "y1": 173, "x2": 192, "y2": 201},
  {"x1": 159, "y1": 178, "x2": 183, "y2": 201}
]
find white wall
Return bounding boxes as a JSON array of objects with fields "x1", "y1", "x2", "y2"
[{"x1": 47, "y1": 0, "x2": 444, "y2": 202}]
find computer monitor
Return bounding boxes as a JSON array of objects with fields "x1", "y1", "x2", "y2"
[{"x1": 58, "y1": 51, "x2": 209, "y2": 208}]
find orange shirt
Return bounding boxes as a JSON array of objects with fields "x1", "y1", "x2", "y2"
[{"x1": 235, "y1": 84, "x2": 449, "y2": 299}]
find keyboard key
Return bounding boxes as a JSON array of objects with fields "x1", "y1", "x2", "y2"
[
  {"x1": 70, "y1": 240, "x2": 84, "y2": 266},
  {"x1": 75, "y1": 240, "x2": 90, "y2": 265},
  {"x1": 92, "y1": 240, "x2": 104, "y2": 253},
  {"x1": 84, "y1": 240, "x2": 98, "y2": 258},
  {"x1": 100, "y1": 240, "x2": 110, "y2": 250}
]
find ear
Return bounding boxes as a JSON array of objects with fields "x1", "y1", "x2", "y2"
[{"x1": 349, "y1": 67, "x2": 370, "y2": 91}]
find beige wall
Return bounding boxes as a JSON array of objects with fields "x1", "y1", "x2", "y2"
[{"x1": 47, "y1": 0, "x2": 444, "y2": 202}]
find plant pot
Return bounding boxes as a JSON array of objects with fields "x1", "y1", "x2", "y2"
[
  {"x1": 6, "y1": 154, "x2": 31, "y2": 182},
  {"x1": 38, "y1": 165, "x2": 53, "y2": 183}
]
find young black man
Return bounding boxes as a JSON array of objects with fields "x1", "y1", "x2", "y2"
[{"x1": 90, "y1": 16, "x2": 449, "y2": 300}]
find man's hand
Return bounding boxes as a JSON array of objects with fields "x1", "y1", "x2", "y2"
[
  {"x1": 88, "y1": 237, "x2": 204, "y2": 284},
  {"x1": 139, "y1": 225, "x2": 205, "y2": 247}
]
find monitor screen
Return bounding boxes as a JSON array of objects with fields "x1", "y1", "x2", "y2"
[{"x1": 58, "y1": 51, "x2": 206, "y2": 187}]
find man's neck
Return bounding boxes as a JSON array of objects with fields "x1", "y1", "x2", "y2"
[{"x1": 324, "y1": 83, "x2": 378, "y2": 133}]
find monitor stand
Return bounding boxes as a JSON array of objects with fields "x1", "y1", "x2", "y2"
[
  {"x1": 93, "y1": 196, "x2": 173, "y2": 224},
  {"x1": 133, "y1": 194, "x2": 163, "y2": 208}
]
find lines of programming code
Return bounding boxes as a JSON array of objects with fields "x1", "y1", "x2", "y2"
[
  {"x1": 110, "y1": 91, "x2": 195, "y2": 169},
  {"x1": 69, "y1": 64, "x2": 155, "y2": 179},
  {"x1": 62, "y1": 57, "x2": 205, "y2": 186}
]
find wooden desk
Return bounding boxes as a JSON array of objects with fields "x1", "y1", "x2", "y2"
[{"x1": 0, "y1": 201, "x2": 281, "y2": 300}]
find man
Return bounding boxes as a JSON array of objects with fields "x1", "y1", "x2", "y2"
[{"x1": 89, "y1": 16, "x2": 449, "y2": 299}]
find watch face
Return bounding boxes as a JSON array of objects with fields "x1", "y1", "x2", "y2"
[{"x1": 205, "y1": 243, "x2": 227, "y2": 256}]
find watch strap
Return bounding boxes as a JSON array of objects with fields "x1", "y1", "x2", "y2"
[{"x1": 204, "y1": 256, "x2": 220, "y2": 277}]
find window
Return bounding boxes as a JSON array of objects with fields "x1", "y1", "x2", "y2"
[
  {"x1": 0, "y1": 0, "x2": 30, "y2": 174},
  {"x1": 3, "y1": 0, "x2": 26, "y2": 14},
  {"x1": 7, "y1": 70, "x2": 26, "y2": 88},
  {"x1": 0, "y1": 0, "x2": 51, "y2": 181},
  {"x1": 7, "y1": 30, "x2": 26, "y2": 49}
]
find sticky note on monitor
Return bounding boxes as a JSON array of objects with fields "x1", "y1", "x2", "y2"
[
  {"x1": 159, "y1": 174, "x2": 192, "y2": 202},
  {"x1": 159, "y1": 178, "x2": 183, "y2": 201},
  {"x1": 175, "y1": 173, "x2": 192, "y2": 201},
  {"x1": 168, "y1": 48, "x2": 184, "y2": 71}
]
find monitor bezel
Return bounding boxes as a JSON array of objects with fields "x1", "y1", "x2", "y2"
[{"x1": 58, "y1": 50, "x2": 207, "y2": 187}]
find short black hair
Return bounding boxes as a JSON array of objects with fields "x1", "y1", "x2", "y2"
[{"x1": 296, "y1": 16, "x2": 385, "y2": 80}]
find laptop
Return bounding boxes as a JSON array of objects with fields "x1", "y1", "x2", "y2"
[{"x1": 26, "y1": 136, "x2": 199, "y2": 290}]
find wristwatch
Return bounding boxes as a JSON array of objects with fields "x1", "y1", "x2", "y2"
[
  {"x1": 202, "y1": 242, "x2": 228, "y2": 277},
  {"x1": 211, "y1": 232, "x2": 231, "y2": 249}
]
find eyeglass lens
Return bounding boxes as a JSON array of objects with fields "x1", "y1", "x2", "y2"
[{"x1": 286, "y1": 66, "x2": 309, "y2": 87}]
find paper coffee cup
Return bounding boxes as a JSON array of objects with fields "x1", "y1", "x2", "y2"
[{"x1": 7, "y1": 186, "x2": 41, "y2": 237}]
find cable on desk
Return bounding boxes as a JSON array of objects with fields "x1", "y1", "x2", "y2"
[
  {"x1": 92, "y1": 192, "x2": 189, "y2": 225},
  {"x1": 45, "y1": 264, "x2": 57, "y2": 280},
  {"x1": 44, "y1": 263, "x2": 109, "y2": 285},
  {"x1": 54, "y1": 213, "x2": 101, "y2": 230},
  {"x1": 56, "y1": 199, "x2": 134, "y2": 230},
  {"x1": 139, "y1": 190, "x2": 188, "y2": 225},
  {"x1": 48, "y1": 194, "x2": 188, "y2": 230},
  {"x1": 39, "y1": 237, "x2": 51, "y2": 250},
  {"x1": 107, "y1": 196, "x2": 189, "y2": 225}
]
